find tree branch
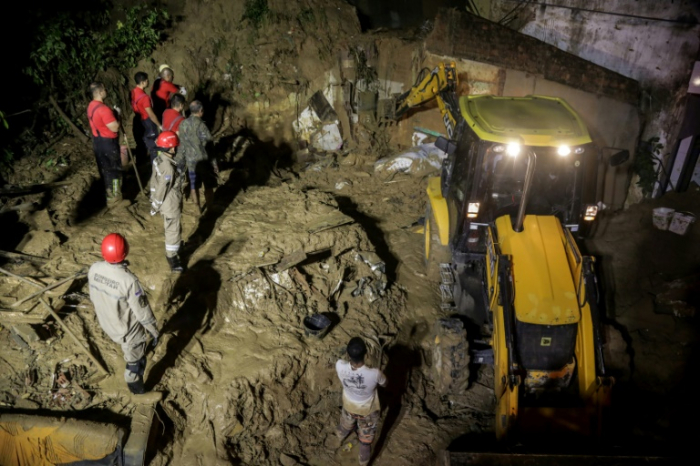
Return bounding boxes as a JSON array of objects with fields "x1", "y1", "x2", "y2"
[{"x1": 49, "y1": 95, "x2": 88, "y2": 143}]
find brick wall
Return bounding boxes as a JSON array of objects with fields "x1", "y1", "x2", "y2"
[{"x1": 426, "y1": 9, "x2": 640, "y2": 105}]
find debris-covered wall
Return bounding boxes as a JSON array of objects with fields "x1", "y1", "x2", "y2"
[
  {"x1": 374, "y1": 10, "x2": 641, "y2": 209},
  {"x1": 128, "y1": 0, "x2": 361, "y2": 145}
]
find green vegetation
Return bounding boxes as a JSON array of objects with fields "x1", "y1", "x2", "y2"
[
  {"x1": 297, "y1": 7, "x2": 316, "y2": 27},
  {"x1": 633, "y1": 136, "x2": 664, "y2": 197},
  {"x1": 24, "y1": 5, "x2": 168, "y2": 110},
  {"x1": 242, "y1": 0, "x2": 270, "y2": 29}
]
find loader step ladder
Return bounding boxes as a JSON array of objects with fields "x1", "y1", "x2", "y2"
[{"x1": 439, "y1": 263, "x2": 456, "y2": 311}]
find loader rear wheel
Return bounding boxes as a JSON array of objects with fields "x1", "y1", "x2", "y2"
[
  {"x1": 425, "y1": 204, "x2": 451, "y2": 282},
  {"x1": 431, "y1": 317, "x2": 470, "y2": 395}
]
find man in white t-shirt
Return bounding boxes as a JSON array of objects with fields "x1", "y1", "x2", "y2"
[{"x1": 335, "y1": 337, "x2": 387, "y2": 466}]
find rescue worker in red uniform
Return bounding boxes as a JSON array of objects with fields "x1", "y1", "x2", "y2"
[
  {"x1": 149, "y1": 131, "x2": 185, "y2": 272},
  {"x1": 151, "y1": 65, "x2": 184, "y2": 119},
  {"x1": 131, "y1": 72, "x2": 161, "y2": 163},
  {"x1": 88, "y1": 233, "x2": 159, "y2": 394},
  {"x1": 87, "y1": 82, "x2": 122, "y2": 202},
  {"x1": 161, "y1": 94, "x2": 186, "y2": 135}
]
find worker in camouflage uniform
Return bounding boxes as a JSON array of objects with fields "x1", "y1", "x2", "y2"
[
  {"x1": 149, "y1": 131, "x2": 185, "y2": 273},
  {"x1": 178, "y1": 100, "x2": 218, "y2": 213},
  {"x1": 88, "y1": 233, "x2": 159, "y2": 395}
]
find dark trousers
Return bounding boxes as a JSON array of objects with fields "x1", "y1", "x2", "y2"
[
  {"x1": 188, "y1": 160, "x2": 217, "y2": 191},
  {"x1": 141, "y1": 118, "x2": 159, "y2": 163},
  {"x1": 92, "y1": 136, "x2": 122, "y2": 191}
]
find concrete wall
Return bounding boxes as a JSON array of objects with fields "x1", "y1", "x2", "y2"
[
  {"x1": 368, "y1": 39, "x2": 639, "y2": 208},
  {"x1": 412, "y1": 10, "x2": 642, "y2": 209}
]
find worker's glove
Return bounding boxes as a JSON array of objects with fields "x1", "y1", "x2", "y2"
[
  {"x1": 179, "y1": 86, "x2": 187, "y2": 96},
  {"x1": 113, "y1": 105, "x2": 122, "y2": 117}
]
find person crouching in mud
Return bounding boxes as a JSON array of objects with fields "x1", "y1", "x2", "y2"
[{"x1": 335, "y1": 337, "x2": 387, "y2": 466}]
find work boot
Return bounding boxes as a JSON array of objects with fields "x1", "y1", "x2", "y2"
[
  {"x1": 111, "y1": 177, "x2": 123, "y2": 202},
  {"x1": 166, "y1": 255, "x2": 184, "y2": 273},
  {"x1": 126, "y1": 379, "x2": 146, "y2": 395},
  {"x1": 359, "y1": 443, "x2": 371, "y2": 466}
]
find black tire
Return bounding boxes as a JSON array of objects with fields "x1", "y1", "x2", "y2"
[
  {"x1": 431, "y1": 317, "x2": 470, "y2": 395},
  {"x1": 425, "y1": 203, "x2": 451, "y2": 282}
]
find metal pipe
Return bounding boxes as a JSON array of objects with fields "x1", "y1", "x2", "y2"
[{"x1": 514, "y1": 150, "x2": 537, "y2": 232}]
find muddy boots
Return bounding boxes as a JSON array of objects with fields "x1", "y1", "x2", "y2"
[
  {"x1": 125, "y1": 357, "x2": 147, "y2": 394},
  {"x1": 190, "y1": 188, "x2": 202, "y2": 214},
  {"x1": 359, "y1": 443, "x2": 371, "y2": 466},
  {"x1": 106, "y1": 177, "x2": 123, "y2": 204},
  {"x1": 166, "y1": 255, "x2": 184, "y2": 273}
]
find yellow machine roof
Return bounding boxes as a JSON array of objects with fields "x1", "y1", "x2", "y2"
[
  {"x1": 495, "y1": 215, "x2": 579, "y2": 325},
  {"x1": 459, "y1": 95, "x2": 592, "y2": 147}
]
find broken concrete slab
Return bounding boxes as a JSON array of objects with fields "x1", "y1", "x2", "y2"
[
  {"x1": 16, "y1": 231, "x2": 60, "y2": 258},
  {"x1": 11, "y1": 324, "x2": 40, "y2": 344},
  {"x1": 306, "y1": 211, "x2": 354, "y2": 234},
  {"x1": 30, "y1": 209, "x2": 55, "y2": 232}
]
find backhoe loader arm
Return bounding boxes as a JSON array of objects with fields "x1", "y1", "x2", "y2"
[{"x1": 393, "y1": 62, "x2": 461, "y2": 138}]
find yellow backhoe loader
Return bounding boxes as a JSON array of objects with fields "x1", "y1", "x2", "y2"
[{"x1": 388, "y1": 63, "x2": 629, "y2": 442}]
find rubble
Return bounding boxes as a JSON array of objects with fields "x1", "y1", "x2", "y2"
[
  {"x1": 653, "y1": 274, "x2": 700, "y2": 318},
  {"x1": 374, "y1": 143, "x2": 447, "y2": 175}
]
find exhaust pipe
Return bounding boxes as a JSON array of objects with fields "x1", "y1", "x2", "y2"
[{"x1": 513, "y1": 150, "x2": 537, "y2": 232}]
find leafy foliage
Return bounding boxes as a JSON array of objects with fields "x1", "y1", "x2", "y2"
[
  {"x1": 242, "y1": 0, "x2": 270, "y2": 29},
  {"x1": 633, "y1": 136, "x2": 663, "y2": 197},
  {"x1": 24, "y1": 6, "x2": 168, "y2": 106},
  {"x1": 110, "y1": 7, "x2": 167, "y2": 68}
]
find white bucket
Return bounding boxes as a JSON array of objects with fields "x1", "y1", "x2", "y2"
[
  {"x1": 652, "y1": 207, "x2": 675, "y2": 230},
  {"x1": 668, "y1": 211, "x2": 696, "y2": 236}
]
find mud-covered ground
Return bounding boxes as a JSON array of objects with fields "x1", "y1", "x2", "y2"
[
  {"x1": 0, "y1": 139, "x2": 494, "y2": 465},
  {"x1": 2, "y1": 0, "x2": 699, "y2": 463},
  {"x1": 2, "y1": 132, "x2": 699, "y2": 464}
]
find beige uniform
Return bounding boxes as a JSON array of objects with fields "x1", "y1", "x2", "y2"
[
  {"x1": 150, "y1": 154, "x2": 184, "y2": 258},
  {"x1": 88, "y1": 261, "x2": 159, "y2": 384}
]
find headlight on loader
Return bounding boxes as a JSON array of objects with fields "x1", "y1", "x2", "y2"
[
  {"x1": 506, "y1": 143, "x2": 521, "y2": 157},
  {"x1": 558, "y1": 145, "x2": 571, "y2": 156},
  {"x1": 583, "y1": 205, "x2": 598, "y2": 221},
  {"x1": 467, "y1": 202, "x2": 480, "y2": 218}
]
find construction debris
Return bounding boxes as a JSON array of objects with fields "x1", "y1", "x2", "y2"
[{"x1": 374, "y1": 142, "x2": 447, "y2": 175}]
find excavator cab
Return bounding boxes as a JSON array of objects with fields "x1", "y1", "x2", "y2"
[{"x1": 434, "y1": 95, "x2": 599, "y2": 257}]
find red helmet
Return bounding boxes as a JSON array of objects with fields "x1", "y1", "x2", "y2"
[
  {"x1": 156, "y1": 131, "x2": 179, "y2": 149},
  {"x1": 101, "y1": 233, "x2": 129, "y2": 263}
]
